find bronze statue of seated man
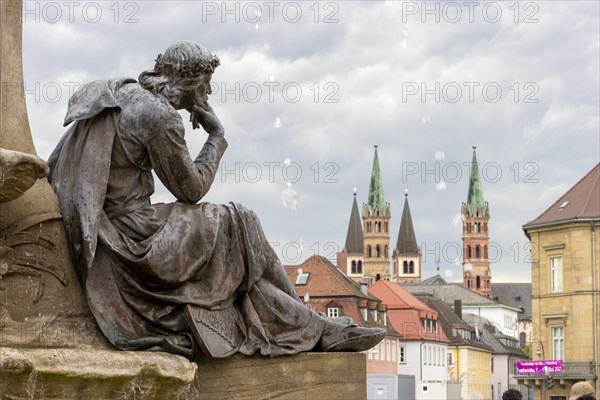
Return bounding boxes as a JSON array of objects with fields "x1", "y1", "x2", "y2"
[{"x1": 48, "y1": 41, "x2": 385, "y2": 360}]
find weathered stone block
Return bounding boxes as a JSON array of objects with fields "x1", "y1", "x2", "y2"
[
  {"x1": 191, "y1": 352, "x2": 366, "y2": 400},
  {"x1": 0, "y1": 349, "x2": 366, "y2": 400}
]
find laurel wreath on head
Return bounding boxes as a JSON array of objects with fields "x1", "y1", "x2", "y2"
[{"x1": 154, "y1": 53, "x2": 220, "y2": 77}]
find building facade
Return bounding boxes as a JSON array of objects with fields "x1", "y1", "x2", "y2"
[
  {"x1": 421, "y1": 296, "x2": 494, "y2": 400},
  {"x1": 462, "y1": 313, "x2": 529, "y2": 400},
  {"x1": 370, "y1": 280, "x2": 450, "y2": 400},
  {"x1": 517, "y1": 163, "x2": 599, "y2": 400}
]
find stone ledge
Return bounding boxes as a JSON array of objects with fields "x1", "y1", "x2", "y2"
[
  {"x1": 192, "y1": 352, "x2": 366, "y2": 400},
  {"x1": 0, "y1": 347, "x2": 196, "y2": 399},
  {"x1": 0, "y1": 348, "x2": 366, "y2": 400}
]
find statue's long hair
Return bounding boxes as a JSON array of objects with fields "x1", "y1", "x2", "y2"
[{"x1": 139, "y1": 42, "x2": 219, "y2": 104}]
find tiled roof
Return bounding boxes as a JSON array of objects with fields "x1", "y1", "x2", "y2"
[
  {"x1": 421, "y1": 297, "x2": 492, "y2": 352},
  {"x1": 371, "y1": 280, "x2": 434, "y2": 311},
  {"x1": 462, "y1": 313, "x2": 527, "y2": 357},
  {"x1": 523, "y1": 163, "x2": 600, "y2": 229},
  {"x1": 492, "y1": 283, "x2": 532, "y2": 320},
  {"x1": 286, "y1": 255, "x2": 400, "y2": 337},
  {"x1": 413, "y1": 274, "x2": 449, "y2": 286},
  {"x1": 401, "y1": 281, "x2": 509, "y2": 308},
  {"x1": 369, "y1": 280, "x2": 449, "y2": 342},
  {"x1": 285, "y1": 255, "x2": 378, "y2": 300}
]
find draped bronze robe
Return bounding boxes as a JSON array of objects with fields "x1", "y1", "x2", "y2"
[{"x1": 48, "y1": 78, "x2": 325, "y2": 358}]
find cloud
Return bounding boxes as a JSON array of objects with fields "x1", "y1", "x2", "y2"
[{"x1": 21, "y1": 1, "x2": 600, "y2": 282}]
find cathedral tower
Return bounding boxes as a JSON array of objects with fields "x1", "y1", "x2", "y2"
[
  {"x1": 461, "y1": 146, "x2": 492, "y2": 297},
  {"x1": 336, "y1": 189, "x2": 365, "y2": 282},
  {"x1": 362, "y1": 145, "x2": 391, "y2": 282},
  {"x1": 393, "y1": 190, "x2": 422, "y2": 283}
]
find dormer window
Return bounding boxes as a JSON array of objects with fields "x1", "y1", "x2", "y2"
[
  {"x1": 295, "y1": 269, "x2": 310, "y2": 285},
  {"x1": 327, "y1": 307, "x2": 340, "y2": 318},
  {"x1": 361, "y1": 308, "x2": 368, "y2": 320},
  {"x1": 559, "y1": 201, "x2": 569, "y2": 210}
]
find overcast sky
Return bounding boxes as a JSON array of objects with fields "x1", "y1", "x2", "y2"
[{"x1": 22, "y1": 1, "x2": 599, "y2": 283}]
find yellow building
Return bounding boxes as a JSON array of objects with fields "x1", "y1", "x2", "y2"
[{"x1": 517, "y1": 163, "x2": 599, "y2": 400}]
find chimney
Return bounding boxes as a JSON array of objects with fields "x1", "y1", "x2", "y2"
[
  {"x1": 454, "y1": 300, "x2": 462, "y2": 319},
  {"x1": 360, "y1": 279, "x2": 369, "y2": 295}
]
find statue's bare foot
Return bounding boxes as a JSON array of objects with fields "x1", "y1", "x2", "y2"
[{"x1": 317, "y1": 321, "x2": 386, "y2": 352}]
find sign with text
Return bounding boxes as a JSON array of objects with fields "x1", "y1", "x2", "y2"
[{"x1": 516, "y1": 360, "x2": 563, "y2": 375}]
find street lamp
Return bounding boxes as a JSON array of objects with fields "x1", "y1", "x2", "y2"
[{"x1": 536, "y1": 341, "x2": 547, "y2": 400}]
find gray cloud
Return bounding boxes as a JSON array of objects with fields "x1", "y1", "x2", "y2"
[{"x1": 22, "y1": 0, "x2": 599, "y2": 282}]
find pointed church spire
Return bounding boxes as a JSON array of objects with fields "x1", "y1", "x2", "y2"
[
  {"x1": 464, "y1": 146, "x2": 487, "y2": 216},
  {"x1": 344, "y1": 188, "x2": 364, "y2": 253},
  {"x1": 367, "y1": 145, "x2": 388, "y2": 215},
  {"x1": 396, "y1": 189, "x2": 419, "y2": 254}
]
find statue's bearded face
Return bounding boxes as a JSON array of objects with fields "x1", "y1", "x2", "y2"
[{"x1": 169, "y1": 72, "x2": 213, "y2": 112}]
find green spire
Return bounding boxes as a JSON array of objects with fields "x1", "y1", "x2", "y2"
[
  {"x1": 464, "y1": 146, "x2": 487, "y2": 216},
  {"x1": 366, "y1": 145, "x2": 388, "y2": 215}
]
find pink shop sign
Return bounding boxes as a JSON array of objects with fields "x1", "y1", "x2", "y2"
[{"x1": 516, "y1": 360, "x2": 563, "y2": 375}]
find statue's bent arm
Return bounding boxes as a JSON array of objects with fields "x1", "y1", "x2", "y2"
[{"x1": 145, "y1": 112, "x2": 228, "y2": 204}]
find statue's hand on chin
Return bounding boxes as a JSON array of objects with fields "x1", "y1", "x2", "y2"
[{"x1": 190, "y1": 103, "x2": 225, "y2": 137}]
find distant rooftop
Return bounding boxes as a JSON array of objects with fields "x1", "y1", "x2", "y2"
[
  {"x1": 401, "y1": 277, "x2": 521, "y2": 312},
  {"x1": 285, "y1": 255, "x2": 378, "y2": 301},
  {"x1": 419, "y1": 296, "x2": 493, "y2": 351},
  {"x1": 492, "y1": 283, "x2": 532, "y2": 320},
  {"x1": 462, "y1": 313, "x2": 527, "y2": 357}
]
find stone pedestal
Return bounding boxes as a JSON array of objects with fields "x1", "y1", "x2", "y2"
[{"x1": 0, "y1": 349, "x2": 366, "y2": 400}]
